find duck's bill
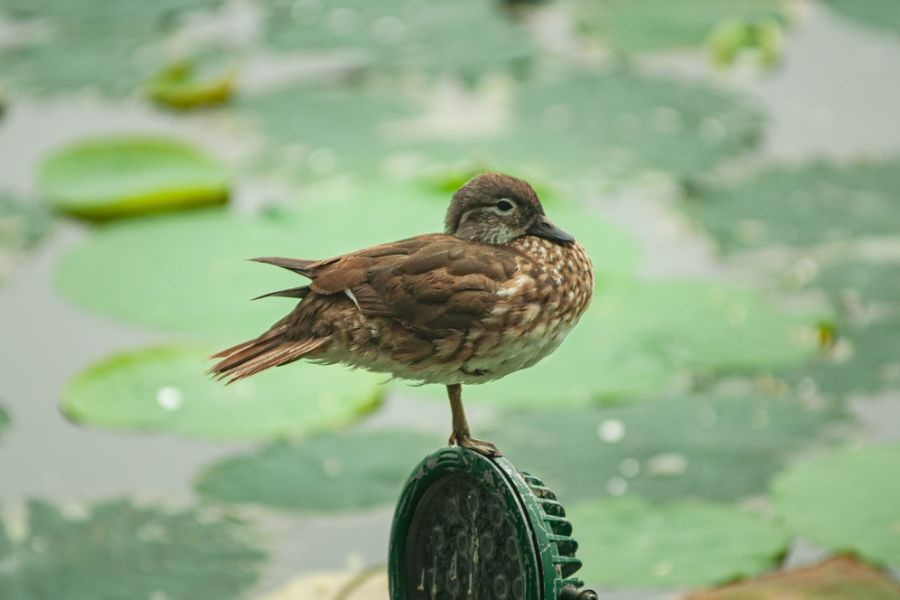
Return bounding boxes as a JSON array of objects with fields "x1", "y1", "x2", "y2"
[{"x1": 528, "y1": 216, "x2": 575, "y2": 244}]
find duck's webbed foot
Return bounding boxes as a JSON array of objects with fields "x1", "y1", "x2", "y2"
[{"x1": 448, "y1": 428, "x2": 502, "y2": 458}]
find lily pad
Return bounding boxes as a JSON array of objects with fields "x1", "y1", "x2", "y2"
[
  {"x1": 488, "y1": 391, "x2": 845, "y2": 503},
  {"x1": 38, "y1": 136, "x2": 230, "y2": 220},
  {"x1": 684, "y1": 160, "x2": 900, "y2": 252},
  {"x1": 262, "y1": 0, "x2": 536, "y2": 79},
  {"x1": 0, "y1": 193, "x2": 54, "y2": 280},
  {"x1": 243, "y1": 69, "x2": 764, "y2": 182},
  {"x1": 54, "y1": 182, "x2": 639, "y2": 338},
  {"x1": 687, "y1": 556, "x2": 900, "y2": 600},
  {"x1": 239, "y1": 84, "x2": 414, "y2": 178},
  {"x1": 410, "y1": 278, "x2": 824, "y2": 408},
  {"x1": 447, "y1": 70, "x2": 765, "y2": 181},
  {"x1": 61, "y1": 345, "x2": 382, "y2": 440},
  {"x1": 568, "y1": 497, "x2": 788, "y2": 587},
  {"x1": 811, "y1": 261, "x2": 900, "y2": 309},
  {"x1": 146, "y1": 61, "x2": 236, "y2": 110},
  {"x1": 0, "y1": 498, "x2": 265, "y2": 600},
  {"x1": 772, "y1": 443, "x2": 900, "y2": 567},
  {"x1": 575, "y1": 0, "x2": 789, "y2": 54},
  {"x1": 708, "y1": 18, "x2": 785, "y2": 69},
  {"x1": 0, "y1": 0, "x2": 220, "y2": 95},
  {"x1": 591, "y1": 280, "x2": 823, "y2": 372},
  {"x1": 195, "y1": 430, "x2": 440, "y2": 512},
  {"x1": 781, "y1": 320, "x2": 900, "y2": 400},
  {"x1": 261, "y1": 569, "x2": 388, "y2": 600},
  {"x1": 823, "y1": 0, "x2": 900, "y2": 39},
  {"x1": 0, "y1": 405, "x2": 9, "y2": 440}
]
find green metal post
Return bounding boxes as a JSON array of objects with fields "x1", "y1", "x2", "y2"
[{"x1": 388, "y1": 447, "x2": 596, "y2": 599}]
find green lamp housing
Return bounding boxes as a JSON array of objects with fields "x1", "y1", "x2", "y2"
[{"x1": 388, "y1": 447, "x2": 597, "y2": 599}]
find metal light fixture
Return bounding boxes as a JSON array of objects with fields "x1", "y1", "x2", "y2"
[{"x1": 389, "y1": 447, "x2": 598, "y2": 599}]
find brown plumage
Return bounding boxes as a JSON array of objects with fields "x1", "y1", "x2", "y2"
[{"x1": 210, "y1": 173, "x2": 593, "y2": 456}]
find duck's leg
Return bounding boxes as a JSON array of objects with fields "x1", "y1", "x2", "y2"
[{"x1": 446, "y1": 383, "x2": 502, "y2": 457}]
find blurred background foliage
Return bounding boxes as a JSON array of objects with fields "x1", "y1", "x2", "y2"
[{"x1": 0, "y1": 0, "x2": 899, "y2": 598}]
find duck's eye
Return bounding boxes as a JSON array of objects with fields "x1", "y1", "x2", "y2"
[{"x1": 496, "y1": 199, "x2": 515, "y2": 212}]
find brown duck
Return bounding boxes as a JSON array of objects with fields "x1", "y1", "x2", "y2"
[{"x1": 210, "y1": 173, "x2": 593, "y2": 456}]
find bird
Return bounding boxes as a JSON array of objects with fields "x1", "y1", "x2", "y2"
[{"x1": 209, "y1": 173, "x2": 594, "y2": 456}]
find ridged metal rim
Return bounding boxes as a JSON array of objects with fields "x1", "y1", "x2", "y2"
[{"x1": 388, "y1": 447, "x2": 583, "y2": 600}]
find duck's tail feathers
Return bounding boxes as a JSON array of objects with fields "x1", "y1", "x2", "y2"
[
  {"x1": 208, "y1": 334, "x2": 328, "y2": 384},
  {"x1": 251, "y1": 285, "x2": 311, "y2": 301},
  {"x1": 251, "y1": 256, "x2": 319, "y2": 277}
]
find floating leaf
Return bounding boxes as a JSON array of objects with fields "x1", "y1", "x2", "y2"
[
  {"x1": 575, "y1": 0, "x2": 789, "y2": 53},
  {"x1": 0, "y1": 405, "x2": 9, "y2": 440},
  {"x1": 239, "y1": 84, "x2": 413, "y2": 178},
  {"x1": 261, "y1": 568, "x2": 388, "y2": 600},
  {"x1": 146, "y1": 61, "x2": 236, "y2": 110},
  {"x1": 684, "y1": 160, "x2": 900, "y2": 252},
  {"x1": 0, "y1": 0, "x2": 221, "y2": 95},
  {"x1": 811, "y1": 261, "x2": 900, "y2": 309},
  {"x1": 195, "y1": 430, "x2": 439, "y2": 511},
  {"x1": 823, "y1": 0, "x2": 900, "y2": 39},
  {"x1": 781, "y1": 320, "x2": 900, "y2": 399},
  {"x1": 569, "y1": 497, "x2": 788, "y2": 587},
  {"x1": 431, "y1": 70, "x2": 765, "y2": 181},
  {"x1": 772, "y1": 443, "x2": 900, "y2": 567},
  {"x1": 38, "y1": 136, "x2": 230, "y2": 220},
  {"x1": 0, "y1": 193, "x2": 54, "y2": 280},
  {"x1": 62, "y1": 345, "x2": 382, "y2": 440},
  {"x1": 708, "y1": 18, "x2": 785, "y2": 69},
  {"x1": 262, "y1": 0, "x2": 536, "y2": 78},
  {"x1": 1, "y1": 30, "x2": 148, "y2": 95},
  {"x1": 0, "y1": 498, "x2": 265, "y2": 600},
  {"x1": 687, "y1": 556, "x2": 900, "y2": 600},
  {"x1": 410, "y1": 278, "x2": 823, "y2": 408},
  {"x1": 244, "y1": 70, "x2": 763, "y2": 182},
  {"x1": 488, "y1": 392, "x2": 845, "y2": 503},
  {"x1": 56, "y1": 209, "x2": 322, "y2": 339},
  {"x1": 55, "y1": 182, "x2": 638, "y2": 338},
  {"x1": 590, "y1": 280, "x2": 823, "y2": 371}
]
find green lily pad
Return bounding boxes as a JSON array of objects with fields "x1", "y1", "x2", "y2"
[
  {"x1": 146, "y1": 61, "x2": 236, "y2": 110},
  {"x1": 684, "y1": 160, "x2": 900, "y2": 253},
  {"x1": 1, "y1": 30, "x2": 149, "y2": 96},
  {"x1": 823, "y1": 0, "x2": 900, "y2": 39},
  {"x1": 781, "y1": 320, "x2": 900, "y2": 400},
  {"x1": 772, "y1": 443, "x2": 900, "y2": 567},
  {"x1": 239, "y1": 84, "x2": 414, "y2": 178},
  {"x1": 591, "y1": 280, "x2": 823, "y2": 372},
  {"x1": 811, "y1": 261, "x2": 900, "y2": 309},
  {"x1": 410, "y1": 278, "x2": 824, "y2": 408},
  {"x1": 38, "y1": 136, "x2": 230, "y2": 220},
  {"x1": 708, "y1": 18, "x2": 786, "y2": 69},
  {"x1": 488, "y1": 391, "x2": 845, "y2": 503},
  {"x1": 0, "y1": 405, "x2": 9, "y2": 440},
  {"x1": 195, "y1": 430, "x2": 440, "y2": 512},
  {"x1": 569, "y1": 497, "x2": 788, "y2": 587},
  {"x1": 0, "y1": 498, "x2": 265, "y2": 600},
  {"x1": 575, "y1": 0, "x2": 789, "y2": 54},
  {"x1": 61, "y1": 345, "x2": 382, "y2": 440},
  {"x1": 262, "y1": 0, "x2": 536, "y2": 79},
  {"x1": 455, "y1": 70, "x2": 765, "y2": 181},
  {"x1": 0, "y1": 193, "x2": 54, "y2": 280},
  {"x1": 244, "y1": 69, "x2": 763, "y2": 182},
  {"x1": 0, "y1": 0, "x2": 220, "y2": 95},
  {"x1": 688, "y1": 556, "x2": 900, "y2": 600},
  {"x1": 54, "y1": 181, "x2": 639, "y2": 338}
]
